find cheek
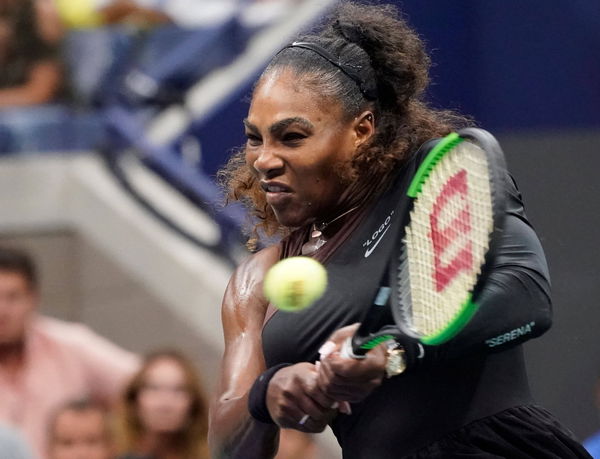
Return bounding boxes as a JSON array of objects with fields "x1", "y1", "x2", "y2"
[
  {"x1": 244, "y1": 148, "x2": 254, "y2": 167},
  {"x1": 173, "y1": 396, "x2": 192, "y2": 418},
  {"x1": 300, "y1": 147, "x2": 349, "y2": 191},
  {"x1": 16, "y1": 305, "x2": 34, "y2": 326},
  {"x1": 136, "y1": 393, "x2": 157, "y2": 418}
]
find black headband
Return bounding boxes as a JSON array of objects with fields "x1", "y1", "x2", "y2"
[{"x1": 279, "y1": 41, "x2": 378, "y2": 101}]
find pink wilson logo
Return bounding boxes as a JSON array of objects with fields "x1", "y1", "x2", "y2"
[{"x1": 429, "y1": 169, "x2": 473, "y2": 292}]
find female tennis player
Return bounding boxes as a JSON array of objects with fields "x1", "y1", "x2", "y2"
[{"x1": 209, "y1": 2, "x2": 591, "y2": 458}]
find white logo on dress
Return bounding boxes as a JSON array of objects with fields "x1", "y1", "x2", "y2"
[{"x1": 363, "y1": 210, "x2": 394, "y2": 258}]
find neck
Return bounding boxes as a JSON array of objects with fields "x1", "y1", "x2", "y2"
[
  {"x1": 315, "y1": 205, "x2": 360, "y2": 237},
  {"x1": 138, "y1": 432, "x2": 182, "y2": 458},
  {"x1": 301, "y1": 204, "x2": 362, "y2": 256},
  {"x1": 0, "y1": 340, "x2": 26, "y2": 377}
]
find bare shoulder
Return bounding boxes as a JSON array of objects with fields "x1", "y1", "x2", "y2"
[{"x1": 222, "y1": 245, "x2": 281, "y2": 331}]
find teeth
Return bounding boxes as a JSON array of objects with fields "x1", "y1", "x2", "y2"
[{"x1": 268, "y1": 185, "x2": 285, "y2": 192}]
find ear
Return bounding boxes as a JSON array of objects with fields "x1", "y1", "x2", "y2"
[{"x1": 352, "y1": 111, "x2": 375, "y2": 148}]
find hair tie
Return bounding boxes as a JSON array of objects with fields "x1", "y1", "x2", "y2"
[
  {"x1": 279, "y1": 41, "x2": 377, "y2": 101},
  {"x1": 333, "y1": 20, "x2": 365, "y2": 47}
]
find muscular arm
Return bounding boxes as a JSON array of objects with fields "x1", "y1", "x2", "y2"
[
  {"x1": 209, "y1": 246, "x2": 281, "y2": 459},
  {"x1": 0, "y1": 60, "x2": 61, "y2": 107},
  {"x1": 99, "y1": 0, "x2": 171, "y2": 25}
]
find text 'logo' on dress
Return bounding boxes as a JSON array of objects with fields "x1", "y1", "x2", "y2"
[{"x1": 363, "y1": 210, "x2": 395, "y2": 258}]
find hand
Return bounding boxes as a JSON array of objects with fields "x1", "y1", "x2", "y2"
[
  {"x1": 266, "y1": 363, "x2": 338, "y2": 433},
  {"x1": 317, "y1": 323, "x2": 387, "y2": 403}
]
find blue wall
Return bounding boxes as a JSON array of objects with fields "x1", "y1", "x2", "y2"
[{"x1": 397, "y1": 0, "x2": 600, "y2": 131}]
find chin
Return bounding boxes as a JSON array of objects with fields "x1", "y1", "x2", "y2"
[
  {"x1": 273, "y1": 207, "x2": 315, "y2": 228},
  {"x1": 149, "y1": 423, "x2": 185, "y2": 433},
  {"x1": 274, "y1": 211, "x2": 312, "y2": 229}
]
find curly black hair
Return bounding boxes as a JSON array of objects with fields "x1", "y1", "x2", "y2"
[{"x1": 219, "y1": 1, "x2": 469, "y2": 249}]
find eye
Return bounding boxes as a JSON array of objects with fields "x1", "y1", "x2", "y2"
[
  {"x1": 281, "y1": 132, "x2": 306, "y2": 145},
  {"x1": 245, "y1": 132, "x2": 262, "y2": 147}
]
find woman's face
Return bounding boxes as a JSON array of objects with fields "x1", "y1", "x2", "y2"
[
  {"x1": 0, "y1": 20, "x2": 13, "y2": 60},
  {"x1": 136, "y1": 358, "x2": 192, "y2": 434},
  {"x1": 244, "y1": 69, "x2": 369, "y2": 228}
]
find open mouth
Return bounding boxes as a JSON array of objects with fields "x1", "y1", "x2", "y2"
[{"x1": 260, "y1": 181, "x2": 292, "y2": 193}]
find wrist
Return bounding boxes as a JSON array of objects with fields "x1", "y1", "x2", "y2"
[{"x1": 248, "y1": 363, "x2": 291, "y2": 424}]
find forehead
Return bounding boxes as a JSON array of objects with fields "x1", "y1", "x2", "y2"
[
  {"x1": 249, "y1": 69, "x2": 343, "y2": 125},
  {"x1": 54, "y1": 410, "x2": 105, "y2": 433},
  {"x1": 144, "y1": 358, "x2": 186, "y2": 381},
  {"x1": 0, "y1": 270, "x2": 29, "y2": 288}
]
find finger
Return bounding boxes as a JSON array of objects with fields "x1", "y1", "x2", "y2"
[
  {"x1": 317, "y1": 359, "x2": 355, "y2": 400},
  {"x1": 321, "y1": 355, "x2": 376, "y2": 383},
  {"x1": 306, "y1": 382, "x2": 338, "y2": 410},
  {"x1": 318, "y1": 340, "x2": 337, "y2": 359},
  {"x1": 295, "y1": 406, "x2": 338, "y2": 433},
  {"x1": 325, "y1": 323, "x2": 361, "y2": 347},
  {"x1": 295, "y1": 392, "x2": 334, "y2": 424},
  {"x1": 326, "y1": 350, "x2": 386, "y2": 380},
  {"x1": 318, "y1": 359, "x2": 362, "y2": 395},
  {"x1": 300, "y1": 366, "x2": 337, "y2": 406},
  {"x1": 318, "y1": 357, "x2": 384, "y2": 402},
  {"x1": 295, "y1": 414, "x2": 331, "y2": 433}
]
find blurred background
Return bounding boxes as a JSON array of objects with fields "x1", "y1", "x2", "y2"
[{"x1": 0, "y1": 0, "x2": 598, "y2": 457}]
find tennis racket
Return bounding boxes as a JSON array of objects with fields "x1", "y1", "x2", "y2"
[{"x1": 341, "y1": 128, "x2": 508, "y2": 358}]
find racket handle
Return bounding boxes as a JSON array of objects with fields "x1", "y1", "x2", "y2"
[
  {"x1": 340, "y1": 336, "x2": 367, "y2": 359},
  {"x1": 338, "y1": 286, "x2": 394, "y2": 359}
]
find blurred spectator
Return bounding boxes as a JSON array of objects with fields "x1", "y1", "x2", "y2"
[
  {"x1": 47, "y1": 0, "x2": 170, "y2": 32},
  {"x1": 0, "y1": 0, "x2": 76, "y2": 153},
  {"x1": 0, "y1": 423, "x2": 35, "y2": 459},
  {"x1": 0, "y1": 246, "x2": 140, "y2": 459},
  {"x1": 47, "y1": 399, "x2": 113, "y2": 459},
  {"x1": 47, "y1": 0, "x2": 303, "y2": 31},
  {"x1": 114, "y1": 350, "x2": 209, "y2": 459},
  {"x1": 0, "y1": 0, "x2": 63, "y2": 108},
  {"x1": 47, "y1": 0, "x2": 232, "y2": 30}
]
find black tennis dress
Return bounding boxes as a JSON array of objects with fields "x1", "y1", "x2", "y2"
[{"x1": 262, "y1": 132, "x2": 591, "y2": 458}]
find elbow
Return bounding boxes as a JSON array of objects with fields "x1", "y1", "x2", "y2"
[
  {"x1": 531, "y1": 289, "x2": 552, "y2": 339},
  {"x1": 518, "y1": 266, "x2": 553, "y2": 339},
  {"x1": 207, "y1": 396, "x2": 244, "y2": 458},
  {"x1": 208, "y1": 401, "x2": 228, "y2": 457}
]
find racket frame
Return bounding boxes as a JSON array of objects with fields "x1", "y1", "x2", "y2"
[
  {"x1": 394, "y1": 127, "x2": 508, "y2": 345},
  {"x1": 341, "y1": 128, "x2": 509, "y2": 359}
]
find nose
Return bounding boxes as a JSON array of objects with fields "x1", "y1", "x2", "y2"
[{"x1": 252, "y1": 145, "x2": 284, "y2": 179}]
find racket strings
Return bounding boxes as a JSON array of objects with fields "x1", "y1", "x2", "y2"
[{"x1": 401, "y1": 142, "x2": 494, "y2": 337}]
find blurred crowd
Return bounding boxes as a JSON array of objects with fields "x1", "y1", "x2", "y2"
[
  {"x1": 0, "y1": 2, "x2": 319, "y2": 456},
  {"x1": 0, "y1": 0, "x2": 304, "y2": 154},
  {"x1": 0, "y1": 246, "x2": 316, "y2": 459}
]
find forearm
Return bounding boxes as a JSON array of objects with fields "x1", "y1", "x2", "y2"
[
  {"x1": 100, "y1": 0, "x2": 170, "y2": 25},
  {"x1": 441, "y1": 266, "x2": 551, "y2": 356},
  {"x1": 212, "y1": 245, "x2": 284, "y2": 457},
  {"x1": 397, "y1": 210, "x2": 552, "y2": 369},
  {"x1": 0, "y1": 62, "x2": 61, "y2": 107},
  {"x1": 0, "y1": 87, "x2": 49, "y2": 107},
  {"x1": 209, "y1": 395, "x2": 279, "y2": 459}
]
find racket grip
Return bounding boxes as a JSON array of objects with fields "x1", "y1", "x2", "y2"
[{"x1": 340, "y1": 336, "x2": 368, "y2": 359}]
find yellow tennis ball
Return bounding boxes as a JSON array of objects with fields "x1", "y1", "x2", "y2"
[
  {"x1": 263, "y1": 256, "x2": 327, "y2": 312},
  {"x1": 55, "y1": 0, "x2": 103, "y2": 28}
]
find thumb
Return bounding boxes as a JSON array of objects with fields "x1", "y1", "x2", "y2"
[{"x1": 318, "y1": 323, "x2": 360, "y2": 358}]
